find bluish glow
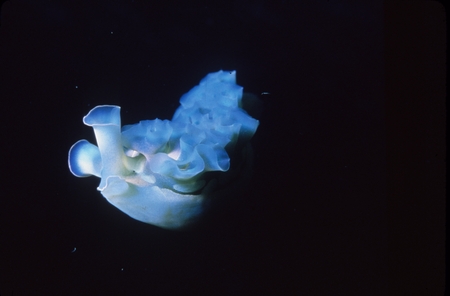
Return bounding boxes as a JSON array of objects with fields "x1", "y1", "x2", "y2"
[{"x1": 68, "y1": 70, "x2": 259, "y2": 229}]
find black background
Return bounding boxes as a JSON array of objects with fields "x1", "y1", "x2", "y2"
[{"x1": 0, "y1": 1, "x2": 445, "y2": 295}]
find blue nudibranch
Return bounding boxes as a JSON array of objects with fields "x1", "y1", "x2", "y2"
[{"x1": 68, "y1": 70, "x2": 259, "y2": 229}]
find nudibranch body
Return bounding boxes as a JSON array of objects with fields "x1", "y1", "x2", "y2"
[{"x1": 68, "y1": 70, "x2": 259, "y2": 229}]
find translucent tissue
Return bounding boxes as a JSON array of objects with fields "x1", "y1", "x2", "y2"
[{"x1": 68, "y1": 70, "x2": 259, "y2": 229}]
